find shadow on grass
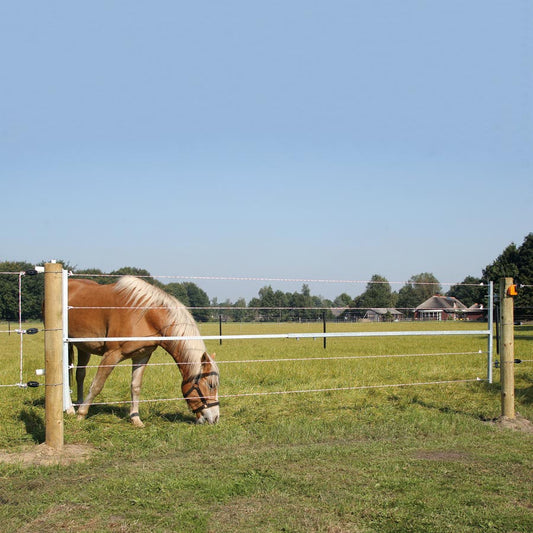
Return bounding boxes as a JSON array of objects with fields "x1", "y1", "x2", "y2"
[
  {"x1": 18, "y1": 409, "x2": 45, "y2": 443},
  {"x1": 411, "y1": 398, "x2": 492, "y2": 421},
  {"x1": 153, "y1": 410, "x2": 197, "y2": 424},
  {"x1": 515, "y1": 374, "x2": 533, "y2": 405},
  {"x1": 20, "y1": 398, "x2": 197, "y2": 429},
  {"x1": 76, "y1": 404, "x2": 197, "y2": 425},
  {"x1": 411, "y1": 382, "x2": 502, "y2": 421},
  {"x1": 26, "y1": 397, "x2": 44, "y2": 408}
]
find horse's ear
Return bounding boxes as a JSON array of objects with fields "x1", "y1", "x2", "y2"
[
  {"x1": 201, "y1": 352, "x2": 216, "y2": 362},
  {"x1": 201, "y1": 352, "x2": 215, "y2": 363}
]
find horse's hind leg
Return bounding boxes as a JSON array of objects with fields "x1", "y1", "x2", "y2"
[
  {"x1": 68, "y1": 344, "x2": 74, "y2": 388},
  {"x1": 129, "y1": 354, "x2": 152, "y2": 428},
  {"x1": 75, "y1": 348, "x2": 91, "y2": 405},
  {"x1": 77, "y1": 349, "x2": 123, "y2": 420},
  {"x1": 65, "y1": 345, "x2": 76, "y2": 415}
]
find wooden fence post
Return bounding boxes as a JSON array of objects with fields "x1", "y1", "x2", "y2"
[
  {"x1": 499, "y1": 277, "x2": 515, "y2": 419},
  {"x1": 44, "y1": 262, "x2": 64, "y2": 450}
]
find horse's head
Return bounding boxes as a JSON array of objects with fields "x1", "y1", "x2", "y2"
[{"x1": 182, "y1": 352, "x2": 220, "y2": 424}]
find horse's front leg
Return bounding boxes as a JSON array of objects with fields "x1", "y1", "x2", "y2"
[
  {"x1": 77, "y1": 348, "x2": 124, "y2": 420},
  {"x1": 129, "y1": 353, "x2": 152, "y2": 428}
]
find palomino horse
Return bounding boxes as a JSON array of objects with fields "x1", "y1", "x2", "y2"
[{"x1": 68, "y1": 276, "x2": 219, "y2": 427}]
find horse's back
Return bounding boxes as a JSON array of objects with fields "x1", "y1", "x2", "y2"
[
  {"x1": 68, "y1": 280, "x2": 121, "y2": 353},
  {"x1": 68, "y1": 278, "x2": 160, "y2": 355},
  {"x1": 69, "y1": 279, "x2": 118, "y2": 308}
]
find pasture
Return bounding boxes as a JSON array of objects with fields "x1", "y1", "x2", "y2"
[{"x1": 0, "y1": 320, "x2": 532, "y2": 532}]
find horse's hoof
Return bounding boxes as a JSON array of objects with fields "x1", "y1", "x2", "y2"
[
  {"x1": 130, "y1": 415, "x2": 145, "y2": 428},
  {"x1": 66, "y1": 406, "x2": 76, "y2": 416},
  {"x1": 77, "y1": 414, "x2": 86, "y2": 421}
]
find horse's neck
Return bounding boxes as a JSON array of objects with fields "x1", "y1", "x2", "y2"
[
  {"x1": 155, "y1": 309, "x2": 205, "y2": 378},
  {"x1": 161, "y1": 338, "x2": 203, "y2": 380}
]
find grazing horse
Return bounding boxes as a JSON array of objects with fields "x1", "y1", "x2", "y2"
[{"x1": 68, "y1": 276, "x2": 219, "y2": 427}]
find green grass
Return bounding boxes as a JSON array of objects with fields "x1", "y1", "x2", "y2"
[{"x1": 0, "y1": 320, "x2": 532, "y2": 532}]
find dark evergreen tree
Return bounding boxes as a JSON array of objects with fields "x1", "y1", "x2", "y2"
[
  {"x1": 396, "y1": 273, "x2": 441, "y2": 313},
  {"x1": 447, "y1": 276, "x2": 486, "y2": 308},
  {"x1": 482, "y1": 244, "x2": 520, "y2": 282},
  {"x1": 0, "y1": 261, "x2": 44, "y2": 320},
  {"x1": 110, "y1": 267, "x2": 154, "y2": 284},
  {"x1": 352, "y1": 275, "x2": 394, "y2": 310},
  {"x1": 182, "y1": 282, "x2": 210, "y2": 322},
  {"x1": 232, "y1": 297, "x2": 250, "y2": 322},
  {"x1": 164, "y1": 283, "x2": 190, "y2": 306},
  {"x1": 482, "y1": 233, "x2": 533, "y2": 317},
  {"x1": 74, "y1": 268, "x2": 110, "y2": 285},
  {"x1": 515, "y1": 233, "x2": 533, "y2": 311}
]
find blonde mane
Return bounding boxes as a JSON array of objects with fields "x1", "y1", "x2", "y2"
[{"x1": 114, "y1": 276, "x2": 210, "y2": 373}]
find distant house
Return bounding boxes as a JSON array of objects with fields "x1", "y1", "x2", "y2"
[
  {"x1": 331, "y1": 306, "x2": 349, "y2": 318},
  {"x1": 463, "y1": 303, "x2": 486, "y2": 321},
  {"x1": 415, "y1": 295, "x2": 467, "y2": 321},
  {"x1": 364, "y1": 308, "x2": 404, "y2": 322}
]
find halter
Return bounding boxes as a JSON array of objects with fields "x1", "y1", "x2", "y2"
[{"x1": 182, "y1": 371, "x2": 220, "y2": 413}]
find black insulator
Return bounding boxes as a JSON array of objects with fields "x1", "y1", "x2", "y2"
[
  {"x1": 25, "y1": 269, "x2": 38, "y2": 276},
  {"x1": 25, "y1": 328, "x2": 39, "y2": 335},
  {"x1": 26, "y1": 381, "x2": 40, "y2": 388},
  {"x1": 494, "y1": 359, "x2": 522, "y2": 367}
]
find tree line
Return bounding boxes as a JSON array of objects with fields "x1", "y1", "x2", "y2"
[{"x1": 1, "y1": 233, "x2": 532, "y2": 322}]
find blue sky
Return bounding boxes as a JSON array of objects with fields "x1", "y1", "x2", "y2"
[{"x1": 1, "y1": 1, "x2": 531, "y2": 301}]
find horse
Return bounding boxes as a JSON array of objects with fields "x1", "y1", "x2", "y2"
[{"x1": 67, "y1": 276, "x2": 219, "y2": 427}]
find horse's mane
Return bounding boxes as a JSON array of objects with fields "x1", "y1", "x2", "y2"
[{"x1": 113, "y1": 276, "x2": 210, "y2": 374}]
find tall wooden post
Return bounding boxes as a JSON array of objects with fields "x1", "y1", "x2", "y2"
[
  {"x1": 499, "y1": 277, "x2": 515, "y2": 419},
  {"x1": 44, "y1": 262, "x2": 64, "y2": 450}
]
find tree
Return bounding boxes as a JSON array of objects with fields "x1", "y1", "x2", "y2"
[
  {"x1": 447, "y1": 276, "x2": 486, "y2": 308},
  {"x1": 75, "y1": 268, "x2": 110, "y2": 285},
  {"x1": 0, "y1": 261, "x2": 44, "y2": 320},
  {"x1": 482, "y1": 244, "x2": 519, "y2": 282},
  {"x1": 483, "y1": 233, "x2": 533, "y2": 314},
  {"x1": 396, "y1": 273, "x2": 442, "y2": 311},
  {"x1": 110, "y1": 266, "x2": 154, "y2": 284},
  {"x1": 333, "y1": 293, "x2": 352, "y2": 307},
  {"x1": 352, "y1": 275, "x2": 394, "y2": 310},
  {"x1": 233, "y1": 297, "x2": 249, "y2": 322},
  {"x1": 249, "y1": 285, "x2": 291, "y2": 321},
  {"x1": 164, "y1": 283, "x2": 190, "y2": 306},
  {"x1": 396, "y1": 284, "x2": 418, "y2": 313},
  {"x1": 182, "y1": 282, "x2": 210, "y2": 322},
  {"x1": 289, "y1": 284, "x2": 317, "y2": 320},
  {"x1": 515, "y1": 233, "x2": 533, "y2": 310}
]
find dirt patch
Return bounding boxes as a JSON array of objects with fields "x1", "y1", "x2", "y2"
[
  {"x1": 0, "y1": 443, "x2": 95, "y2": 466},
  {"x1": 488, "y1": 413, "x2": 533, "y2": 434}
]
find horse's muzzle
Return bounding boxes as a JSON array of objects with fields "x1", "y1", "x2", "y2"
[{"x1": 196, "y1": 405, "x2": 220, "y2": 425}]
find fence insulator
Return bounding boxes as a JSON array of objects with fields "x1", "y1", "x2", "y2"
[
  {"x1": 26, "y1": 381, "x2": 40, "y2": 388},
  {"x1": 494, "y1": 359, "x2": 522, "y2": 368},
  {"x1": 16, "y1": 328, "x2": 39, "y2": 335}
]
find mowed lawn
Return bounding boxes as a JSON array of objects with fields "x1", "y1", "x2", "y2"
[{"x1": 0, "y1": 320, "x2": 531, "y2": 532}]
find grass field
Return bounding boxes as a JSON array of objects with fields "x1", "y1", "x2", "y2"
[{"x1": 0, "y1": 320, "x2": 532, "y2": 532}]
